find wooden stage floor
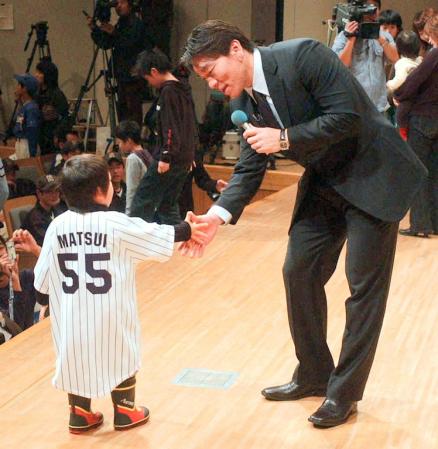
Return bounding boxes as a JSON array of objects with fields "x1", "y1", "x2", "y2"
[{"x1": 1, "y1": 185, "x2": 437, "y2": 449}]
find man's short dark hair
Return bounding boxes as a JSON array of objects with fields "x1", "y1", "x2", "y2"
[
  {"x1": 134, "y1": 49, "x2": 172, "y2": 77},
  {"x1": 115, "y1": 120, "x2": 141, "y2": 144},
  {"x1": 395, "y1": 31, "x2": 421, "y2": 59},
  {"x1": 181, "y1": 20, "x2": 254, "y2": 68},
  {"x1": 379, "y1": 9, "x2": 403, "y2": 31},
  {"x1": 60, "y1": 154, "x2": 110, "y2": 212}
]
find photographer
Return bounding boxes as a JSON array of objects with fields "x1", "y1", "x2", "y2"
[
  {"x1": 332, "y1": 0, "x2": 399, "y2": 113},
  {"x1": 88, "y1": 0, "x2": 154, "y2": 125},
  {"x1": 35, "y1": 58, "x2": 69, "y2": 154}
]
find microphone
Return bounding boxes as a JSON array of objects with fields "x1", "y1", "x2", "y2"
[{"x1": 231, "y1": 110, "x2": 252, "y2": 131}]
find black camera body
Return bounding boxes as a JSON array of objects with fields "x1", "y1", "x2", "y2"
[
  {"x1": 94, "y1": 0, "x2": 118, "y2": 23},
  {"x1": 32, "y1": 21, "x2": 49, "y2": 44},
  {"x1": 334, "y1": 0, "x2": 380, "y2": 39}
]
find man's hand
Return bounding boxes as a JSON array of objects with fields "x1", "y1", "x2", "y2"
[
  {"x1": 184, "y1": 211, "x2": 209, "y2": 245},
  {"x1": 344, "y1": 21, "x2": 359, "y2": 41},
  {"x1": 12, "y1": 229, "x2": 41, "y2": 257},
  {"x1": 243, "y1": 127, "x2": 284, "y2": 155},
  {"x1": 216, "y1": 179, "x2": 228, "y2": 192},
  {"x1": 158, "y1": 161, "x2": 170, "y2": 174},
  {"x1": 179, "y1": 213, "x2": 223, "y2": 258},
  {"x1": 99, "y1": 22, "x2": 115, "y2": 34}
]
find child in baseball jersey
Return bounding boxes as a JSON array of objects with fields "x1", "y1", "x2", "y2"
[{"x1": 33, "y1": 154, "x2": 207, "y2": 433}]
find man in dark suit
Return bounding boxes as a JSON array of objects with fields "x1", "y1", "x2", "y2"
[{"x1": 180, "y1": 20, "x2": 427, "y2": 428}]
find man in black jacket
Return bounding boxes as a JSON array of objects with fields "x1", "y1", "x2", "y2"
[
  {"x1": 181, "y1": 20, "x2": 427, "y2": 427},
  {"x1": 89, "y1": 0, "x2": 154, "y2": 125},
  {"x1": 130, "y1": 49, "x2": 197, "y2": 224}
]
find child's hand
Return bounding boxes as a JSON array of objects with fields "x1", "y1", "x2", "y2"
[
  {"x1": 184, "y1": 212, "x2": 209, "y2": 245},
  {"x1": 12, "y1": 229, "x2": 41, "y2": 257}
]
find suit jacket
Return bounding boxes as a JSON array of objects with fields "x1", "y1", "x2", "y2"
[{"x1": 216, "y1": 39, "x2": 427, "y2": 226}]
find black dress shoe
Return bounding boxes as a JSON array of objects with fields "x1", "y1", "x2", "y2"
[
  {"x1": 308, "y1": 398, "x2": 357, "y2": 428},
  {"x1": 261, "y1": 381, "x2": 326, "y2": 401},
  {"x1": 398, "y1": 228, "x2": 430, "y2": 238}
]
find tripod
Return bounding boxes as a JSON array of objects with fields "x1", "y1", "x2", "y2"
[
  {"x1": 4, "y1": 22, "x2": 51, "y2": 143},
  {"x1": 71, "y1": 45, "x2": 119, "y2": 152}
]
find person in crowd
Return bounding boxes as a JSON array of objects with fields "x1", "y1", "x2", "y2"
[
  {"x1": 180, "y1": 19, "x2": 426, "y2": 428},
  {"x1": 395, "y1": 13, "x2": 438, "y2": 238},
  {"x1": 387, "y1": 31, "x2": 422, "y2": 139},
  {"x1": 106, "y1": 152, "x2": 127, "y2": 213},
  {"x1": 332, "y1": 0, "x2": 399, "y2": 113},
  {"x1": 22, "y1": 175, "x2": 67, "y2": 246},
  {"x1": 116, "y1": 120, "x2": 151, "y2": 215},
  {"x1": 89, "y1": 0, "x2": 154, "y2": 125},
  {"x1": 12, "y1": 73, "x2": 41, "y2": 158},
  {"x1": 0, "y1": 235, "x2": 37, "y2": 331},
  {"x1": 130, "y1": 49, "x2": 197, "y2": 224},
  {"x1": 4, "y1": 158, "x2": 36, "y2": 199},
  {"x1": 412, "y1": 7, "x2": 436, "y2": 56},
  {"x1": 32, "y1": 154, "x2": 207, "y2": 433},
  {"x1": 0, "y1": 159, "x2": 9, "y2": 209},
  {"x1": 378, "y1": 9, "x2": 403, "y2": 39},
  {"x1": 34, "y1": 58, "x2": 69, "y2": 154},
  {"x1": 50, "y1": 140, "x2": 83, "y2": 176}
]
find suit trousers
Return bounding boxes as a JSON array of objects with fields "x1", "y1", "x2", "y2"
[{"x1": 284, "y1": 183, "x2": 398, "y2": 401}]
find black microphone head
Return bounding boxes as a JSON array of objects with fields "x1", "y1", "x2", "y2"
[{"x1": 231, "y1": 110, "x2": 249, "y2": 128}]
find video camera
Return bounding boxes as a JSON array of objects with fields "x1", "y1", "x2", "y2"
[
  {"x1": 31, "y1": 21, "x2": 49, "y2": 45},
  {"x1": 93, "y1": 0, "x2": 118, "y2": 24},
  {"x1": 333, "y1": 0, "x2": 380, "y2": 39}
]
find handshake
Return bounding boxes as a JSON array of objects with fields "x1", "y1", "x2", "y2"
[{"x1": 181, "y1": 212, "x2": 224, "y2": 258}]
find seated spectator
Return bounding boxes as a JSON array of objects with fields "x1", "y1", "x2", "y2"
[
  {"x1": 21, "y1": 175, "x2": 67, "y2": 245},
  {"x1": 35, "y1": 58, "x2": 69, "y2": 154},
  {"x1": 4, "y1": 158, "x2": 36, "y2": 199},
  {"x1": 106, "y1": 152, "x2": 127, "y2": 213},
  {"x1": 0, "y1": 235, "x2": 37, "y2": 331},
  {"x1": 49, "y1": 140, "x2": 83, "y2": 176},
  {"x1": 116, "y1": 120, "x2": 151, "y2": 215},
  {"x1": 12, "y1": 73, "x2": 41, "y2": 158}
]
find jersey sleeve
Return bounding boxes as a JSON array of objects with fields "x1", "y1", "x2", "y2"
[
  {"x1": 33, "y1": 222, "x2": 56, "y2": 294},
  {"x1": 114, "y1": 215, "x2": 175, "y2": 264}
]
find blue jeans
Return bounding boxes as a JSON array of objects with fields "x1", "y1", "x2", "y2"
[{"x1": 407, "y1": 115, "x2": 438, "y2": 233}]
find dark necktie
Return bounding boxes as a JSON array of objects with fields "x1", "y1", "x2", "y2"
[{"x1": 252, "y1": 90, "x2": 279, "y2": 128}]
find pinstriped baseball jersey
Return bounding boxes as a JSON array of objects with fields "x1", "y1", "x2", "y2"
[{"x1": 34, "y1": 210, "x2": 175, "y2": 398}]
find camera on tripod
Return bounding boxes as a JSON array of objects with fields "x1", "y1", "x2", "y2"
[
  {"x1": 93, "y1": 0, "x2": 118, "y2": 23},
  {"x1": 31, "y1": 21, "x2": 49, "y2": 45},
  {"x1": 333, "y1": 0, "x2": 380, "y2": 39}
]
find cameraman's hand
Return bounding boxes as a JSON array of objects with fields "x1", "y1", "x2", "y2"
[
  {"x1": 100, "y1": 22, "x2": 115, "y2": 34},
  {"x1": 86, "y1": 17, "x2": 94, "y2": 29},
  {"x1": 344, "y1": 21, "x2": 359, "y2": 40}
]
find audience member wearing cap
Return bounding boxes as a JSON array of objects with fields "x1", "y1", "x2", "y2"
[
  {"x1": 12, "y1": 73, "x2": 42, "y2": 158},
  {"x1": 50, "y1": 140, "x2": 83, "y2": 176},
  {"x1": 35, "y1": 58, "x2": 69, "y2": 154},
  {"x1": 4, "y1": 157, "x2": 36, "y2": 199},
  {"x1": 106, "y1": 152, "x2": 127, "y2": 213},
  {"x1": 21, "y1": 175, "x2": 67, "y2": 246}
]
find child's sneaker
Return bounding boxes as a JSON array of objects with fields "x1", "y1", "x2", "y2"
[
  {"x1": 69, "y1": 405, "x2": 104, "y2": 434},
  {"x1": 113, "y1": 404, "x2": 150, "y2": 431}
]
